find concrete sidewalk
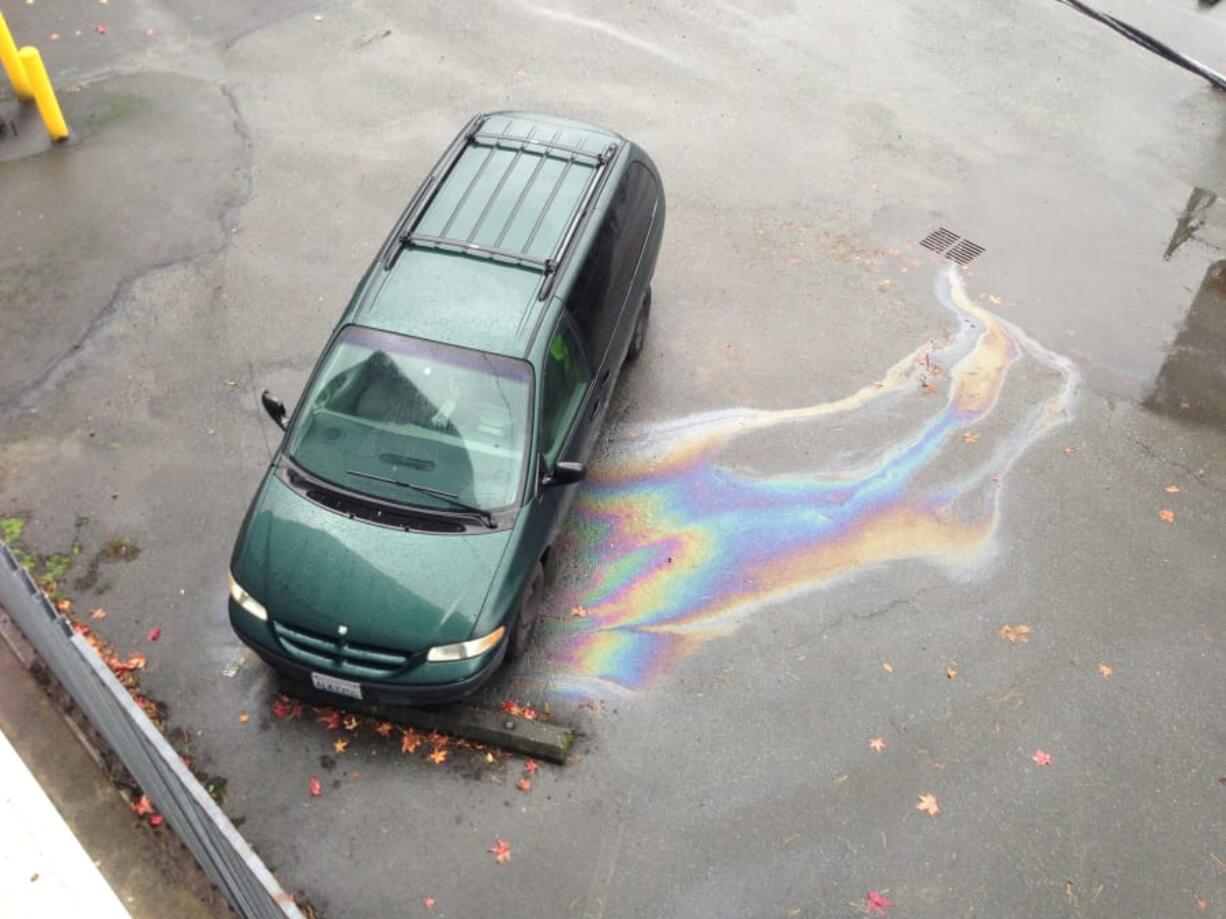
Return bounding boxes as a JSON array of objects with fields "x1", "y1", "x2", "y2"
[
  {"x1": 0, "y1": 727, "x2": 131, "y2": 918},
  {"x1": 0, "y1": 643, "x2": 220, "y2": 919}
]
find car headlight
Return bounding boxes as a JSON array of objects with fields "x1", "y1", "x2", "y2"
[
  {"x1": 426, "y1": 625, "x2": 506, "y2": 662},
  {"x1": 228, "y1": 570, "x2": 268, "y2": 621}
]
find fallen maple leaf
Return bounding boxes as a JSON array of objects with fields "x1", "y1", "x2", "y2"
[
  {"x1": 239, "y1": 711, "x2": 250, "y2": 724},
  {"x1": 1098, "y1": 663, "x2": 1114, "y2": 678},
  {"x1": 426, "y1": 730, "x2": 449, "y2": 748},
  {"x1": 315, "y1": 709, "x2": 343, "y2": 730},
  {"x1": 523, "y1": 759, "x2": 539, "y2": 774},
  {"x1": 90, "y1": 608, "x2": 107, "y2": 620},
  {"x1": 272, "y1": 696, "x2": 298, "y2": 719},
  {"x1": 882, "y1": 662, "x2": 893, "y2": 673},
  {"x1": 423, "y1": 897, "x2": 436, "y2": 909},
  {"x1": 1062, "y1": 446, "x2": 1077, "y2": 456},
  {"x1": 147, "y1": 628, "x2": 161, "y2": 641},
  {"x1": 869, "y1": 738, "x2": 887, "y2": 752},
  {"x1": 95, "y1": 24, "x2": 108, "y2": 34},
  {"x1": 309, "y1": 776, "x2": 321, "y2": 797},
  {"x1": 866, "y1": 891, "x2": 894, "y2": 915},
  {"x1": 921, "y1": 380, "x2": 938, "y2": 395},
  {"x1": 1032, "y1": 749, "x2": 1053, "y2": 766},
  {"x1": 520, "y1": 706, "x2": 539, "y2": 721},
  {"x1": 148, "y1": 814, "x2": 164, "y2": 827},
  {"x1": 333, "y1": 738, "x2": 349, "y2": 754},
  {"x1": 400, "y1": 729, "x2": 423, "y2": 754},
  {"x1": 516, "y1": 777, "x2": 532, "y2": 792},
  {"x1": 489, "y1": 838, "x2": 512, "y2": 864},
  {"x1": 126, "y1": 652, "x2": 147, "y2": 670},
  {"x1": 945, "y1": 666, "x2": 957, "y2": 680},
  {"x1": 500, "y1": 699, "x2": 523, "y2": 717},
  {"x1": 373, "y1": 720, "x2": 394, "y2": 738},
  {"x1": 962, "y1": 431, "x2": 979, "y2": 444},
  {"x1": 916, "y1": 793, "x2": 940, "y2": 816},
  {"x1": 428, "y1": 747, "x2": 448, "y2": 765},
  {"x1": 1158, "y1": 508, "x2": 1175, "y2": 523},
  {"x1": 1165, "y1": 485, "x2": 1180, "y2": 494},
  {"x1": 132, "y1": 793, "x2": 155, "y2": 817},
  {"x1": 998, "y1": 624, "x2": 1032, "y2": 644},
  {"x1": 571, "y1": 605, "x2": 588, "y2": 618}
]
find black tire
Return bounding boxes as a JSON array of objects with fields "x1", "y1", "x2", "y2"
[
  {"x1": 507, "y1": 561, "x2": 545, "y2": 661},
  {"x1": 626, "y1": 285, "x2": 652, "y2": 363}
]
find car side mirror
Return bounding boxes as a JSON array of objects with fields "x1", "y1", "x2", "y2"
[
  {"x1": 542, "y1": 460, "x2": 586, "y2": 488},
  {"x1": 261, "y1": 390, "x2": 288, "y2": 430}
]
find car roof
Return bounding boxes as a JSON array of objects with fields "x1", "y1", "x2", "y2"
[{"x1": 353, "y1": 112, "x2": 623, "y2": 359}]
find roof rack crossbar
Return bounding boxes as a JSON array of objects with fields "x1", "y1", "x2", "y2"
[
  {"x1": 438, "y1": 141, "x2": 498, "y2": 240},
  {"x1": 521, "y1": 159, "x2": 575, "y2": 256},
  {"x1": 406, "y1": 233, "x2": 550, "y2": 271},
  {"x1": 493, "y1": 129, "x2": 562, "y2": 250},
  {"x1": 466, "y1": 124, "x2": 539, "y2": 244},
  {"x1": 471, "y1": 130, "x2": 608, "y2": 163}
]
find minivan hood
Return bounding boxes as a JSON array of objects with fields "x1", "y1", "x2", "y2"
[{"x1": 235, "y1": 474, "x2": 512, "y2": 651}]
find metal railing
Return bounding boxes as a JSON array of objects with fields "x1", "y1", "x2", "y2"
[{"x1": 0, "y1": 540, "x2": 303, "y2": 919}]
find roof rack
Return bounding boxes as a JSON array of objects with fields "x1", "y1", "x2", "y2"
[{"x1": 384, "y1": 117, "x2": 619, "y2": 291}]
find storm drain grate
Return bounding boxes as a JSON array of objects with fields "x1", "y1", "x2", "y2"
[
  {"x1": 0, "y1": 117, "x2": 19, "y2": 142},
  {"x1": 919, "y1": 227, "x2": 986, "y2": 265}
]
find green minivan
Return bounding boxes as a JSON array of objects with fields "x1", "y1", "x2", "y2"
[{"x1": 228, "y1": 112, "x2": 664, "y2": 704}]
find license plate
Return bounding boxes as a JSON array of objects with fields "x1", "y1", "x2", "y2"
[{"x1": 311, "y1": 672, "x2": 363, "y2": 700}]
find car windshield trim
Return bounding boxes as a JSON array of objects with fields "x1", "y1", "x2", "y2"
[{"x1": 283, "y1": 324, "x2": 534, "y2": 516}]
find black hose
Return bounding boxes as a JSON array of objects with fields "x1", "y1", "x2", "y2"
[{"x1": 1054, "y1": 0, "x2": 1226, "y2": 92}]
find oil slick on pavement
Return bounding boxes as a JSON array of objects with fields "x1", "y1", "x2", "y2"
[{"x1": 549, "y1": 266, "x2": 1080, "y2": 696}]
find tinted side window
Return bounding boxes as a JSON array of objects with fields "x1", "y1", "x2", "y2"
[
  {"x1": 569, "y1": 162, "x2": 659, "y2": 363},
  {"x1": 538, "y1": 317, "x2": 592, "y2": 466}
]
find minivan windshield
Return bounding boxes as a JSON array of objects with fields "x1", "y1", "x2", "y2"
[{"x1": 286, "y1": 325, "x2": 533, "y2": 513}]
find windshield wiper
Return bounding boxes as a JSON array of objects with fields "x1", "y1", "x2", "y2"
[{"x1": 345, "y1": 469, "x2": 496, "y2": 528}]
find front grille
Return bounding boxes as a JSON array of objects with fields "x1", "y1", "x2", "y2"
[{"x1": 272, "y1": 621, "x2": 411, "y2": 678}]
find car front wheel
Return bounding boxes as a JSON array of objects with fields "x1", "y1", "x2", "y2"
[{"x1": 507, "y1": 561, "x2": 545, "y2": 661}]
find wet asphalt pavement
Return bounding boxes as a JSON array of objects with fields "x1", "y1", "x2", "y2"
[{"x1": 1, "y1": 1, "x2": 1225, "y2": 917}]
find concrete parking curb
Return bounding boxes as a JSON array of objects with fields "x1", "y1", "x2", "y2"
[{"x1": 282, "y1": 681, "x2": 575, "y2": 764}]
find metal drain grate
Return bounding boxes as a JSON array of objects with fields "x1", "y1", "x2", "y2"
[
  {"x1": 919, "y1": 227, "x2": 986, "y2": 265},
  {"x1": 0, "y1": 116, "x2": 19, "y2": 142}
]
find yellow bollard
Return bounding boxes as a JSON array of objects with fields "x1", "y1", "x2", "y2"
[
  {"x1": 18, "y1": 46, "x2": 68, "y2": 141},
  {"x1": 0, "y1": 12, "x2": 32, "y2": 101}
]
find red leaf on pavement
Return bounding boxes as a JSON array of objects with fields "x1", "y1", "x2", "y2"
[
  {"x1": 315, "y1": 708, "x2": 343, "y2": 730},
  {"x1": 95, "y1": 25, "x2": 108, "y2": 34},
  {"x1": 1158, "y1": 508, "x2": 1175, "y2": 523},
  {"x1": 309, "y1": 776, "x2": 322, "y2": 797},
  {"x1": 489, "y1": 838, "x2": 511, "y2": 864},
  {"x1": 500, "y1": 699, "x2": 522, "y2": 717},
  {"x1": 1032, "y1": 749, "x2": 1053, "y2": 766},
  {"x1": 523, "y1": 759, "x2": 539, "y2": 774},
  {"x1": 866, "y1": 891, "x2": 894, "y2": 914},
  {"x1": 131, "y1": 794, "x2": 155, "y2": 817},
  {"x1": 148, "y1": 814, "x2": 164, "y2": 827},
  {"x1": 915, "y1": 793, "x2": 940, "y2": 816},
  {"x1": 147, "y1": 628, "x2": 161, "y2": 641},
  {"x1": 520, "y1": 706, "x2": 538, "y2": 721},
  {"x1": 272, "y1": 696, "x2": 293, "y2": 719},
  {"x1": 516, "y1": 777, "x2": 532, "y2": 792},
  {"x1": 423, "y1": 897, "x2": 436, "y2": 909}
]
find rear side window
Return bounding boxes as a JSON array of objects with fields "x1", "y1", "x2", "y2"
[
  {"x1": 568, "y1": 161, "x2": 659, "y2": 364},
  {"x1": 538, "y1": 317, "x2": 592, "y2": 466}
]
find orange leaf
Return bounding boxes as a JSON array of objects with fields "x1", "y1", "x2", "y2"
[
  {"x1": 1158, "y1": 508, "x2": 1175, "y2": 523},
  {"x1": 523, "y1": 759, "x2": 539, "y2": 774},
  {"x1": 869, "y1": 737, "x2": 886, "y2": 752},
  {"x1": 1062, "y1": 446, "x2": 1077, "y2": 456},
  {"x1": 342, "y1": 714, "x2": 361, "y2": 731},
  {"x1": 500, "y1": 699, "x2": 523, "y2": 717},
  {"x1": 520, "y1": 706, "x2": 538, "y2": 721},
  {"x1": 131, "y1": 793, "x2": 155, "y2": 817},
  {"x1": 489, "y1": 838, "x2": 512, "y2": 864},
  {"x1": 373, "y1": 720, "x2": 394, "y2": 738},
  {"x1": 90, "y1": 608, "x2": 107, "y2": 620},
  {"x1": 1032, "y1": 749, "x2": 1052, "y2": 766},
  {"x1": 915, "y1": 793, "x2": 940, "y2": 816},
  {"x1": 126, "y1": 652, "x2": 147, "y2": 670},
  {"x1": 309, "y1": 776, "x2": 321, "y2": 797},
  {"x1": 1097, "y1": 663, "x2": 1114, "y2": 678},
  {"x1": 945, "y1": 666, "x2": 957, "y2": 680},
  {"x1": 571, "y1": 605, "x2": 588, "y2": 618},
  {"x1": 428, "y1": 747, "x2": 448, "y2": 765},
  {"x1": 400, "y1": 729, "x2": 423, "y2": 754},
  {"x1": 516, "y1": 777, "x2": 532, "y2": 792},
  {"x1": 998, "y1": 624, "x2": 1031, "y2": 644},
  {"x1": 1165, "y1": 485, "x2": 1180, "y2": 494},
  {"x1": 239, "y1": 711, "x2": 250, "y2": 724},
  {"x1": 882, "y1": 662, "x2": 893, "y2": 673},
  {"x1": 333, "y1": 738, "x2": 348, "y2": 754},
  {"x1": 962, "y1": 431, "x2": 979, "y2": 444}
]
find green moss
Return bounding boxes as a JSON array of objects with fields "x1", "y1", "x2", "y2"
[{"x1": 1, "y1": 516, "x2": 25, "y2": 544}]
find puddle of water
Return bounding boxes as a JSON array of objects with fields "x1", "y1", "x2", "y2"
[{"x1": 1143, "y1": 258, "x2": 1226, "y2": 427}]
